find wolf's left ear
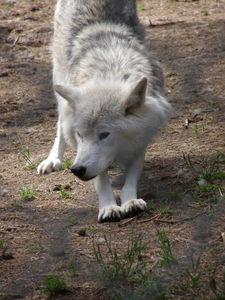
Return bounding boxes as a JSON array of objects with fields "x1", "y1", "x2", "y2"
[
  {"x1": 124, "y1": 77, "x2": 148, "y2": 113},
  {"x1": 54, "y1": 84, "x2": 80, "y2": 107}
]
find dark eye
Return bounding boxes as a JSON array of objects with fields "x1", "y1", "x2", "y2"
[
  {"x1": 99, "y1": 132, "x2": 110, "y2": 140},
  {"x1": 77, "y1": 131, "x2": 82, "y2": 138}
]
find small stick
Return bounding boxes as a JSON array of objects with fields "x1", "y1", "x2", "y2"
[
  {"x1": 118, "y1": 212, "x2": 144, "y2": 227},
  {"x1": 119, "y1": 216, "x2": 137, "y2": 227},
  {"x1": 138, "y1": 213, "x2": 161, "y2": 224},
  {"x1": 74, "y1": 177, "x2": 85, "y2": 187},
  {"x1": 13, "y1": 36, "x2": 20, "y2": 46},
  {"x1": 154, "y1": 212, "x2": 205, "y2": 224}
]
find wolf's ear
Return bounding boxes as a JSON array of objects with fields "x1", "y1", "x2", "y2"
[
  {"x1": 54, "y1": 84, "x2": 80, "y2": 107},
  {"x1": 124, "y1": 77, "x2": 148, "y2": 113}
]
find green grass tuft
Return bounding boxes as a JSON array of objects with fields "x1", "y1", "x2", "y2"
[
  {"x1": 42, "y1": 275, "x2": 70, "y2": 297},
  {"x1": 17, "y1": 134, "x2": 42, "y2": 170},
  {"x1": 93, "y1": 232, "x2": 166, "y2": 299},
  {"x1": 63, "y1": 157, "x2": 72, "y2": 169},
  {"x1": 20, "y1": 185, "x2": 37, "y2": 200},
  {"x1": 156, "y1": 229, "x2": 177, "y2": 266}
]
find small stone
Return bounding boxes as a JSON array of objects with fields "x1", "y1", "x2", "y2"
[
  {"x1": 176, "y1": 168, "x2": 188, "y2": 177},
  {"x1": 191, "y1": 108, "x2": 202, "y2": 118},
  {"x1": 148, "y1": 174, "x2": 155, "y2": 180},
  {"x1": 198, "y1": 179, "x2": 207, "y2": 186},
  {"x1": 2, "y1": 189, "x2": 9, "y2": 196},
  {"x1": 98, "y1": 238, "x2": 105, "y2": 244},
  {"x1": 221, "y1": 232, "x2": 225, "y2": 247}
]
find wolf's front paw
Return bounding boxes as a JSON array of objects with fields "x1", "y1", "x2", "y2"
[
  {"x1": 37, "y1": 158, "x2": 62, "y2": 174},
  {"x1": 98, "y1": 205, "x2": 123, "y2": 223},
  {"x1": 121, "y1": 199, "x2": 147, "y2": 218}
]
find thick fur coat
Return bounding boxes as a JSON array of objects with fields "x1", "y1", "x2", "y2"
[{"x1": 38, "y1": 0, "x2": 172, "y2": 222}]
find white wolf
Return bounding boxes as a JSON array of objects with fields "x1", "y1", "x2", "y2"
[{"x1": 37, "y1": 0, "x2": 172, "y2": 222}]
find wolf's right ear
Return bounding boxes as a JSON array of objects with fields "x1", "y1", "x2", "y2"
[
  {"x1": 123, "y1": 77, "x2": 148, "y2": 114},
  {"x1": 54, "y1": 85, "x2": 80, "y2": 107}
]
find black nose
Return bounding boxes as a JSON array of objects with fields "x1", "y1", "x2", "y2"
[{"x1": 71, "y1": 165, "x2": 86, "y2": 178}]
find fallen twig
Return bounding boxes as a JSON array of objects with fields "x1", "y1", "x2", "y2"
[
  {"x1": 175, "y1": 237, "x2": 203, "y2": 246},
  {"x1": 13, "y1": 36, "x2": 20, "y2": 46},
  {"x1": 118, "y1": 212, "x2": 144, "y2": 227},
  {"x1": 138, "y1": 213, "x2": 161, "y2": 224},
  {"x1": 154, "y1": 212, "x2": 205, "y2": 224},
  {"x1": 119, "y1": 216, "x2": 137, "y2": 227}
]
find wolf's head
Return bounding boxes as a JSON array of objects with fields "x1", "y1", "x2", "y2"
[{"x1": 55, "y1": 77, "x2": 148, "y2": 181}]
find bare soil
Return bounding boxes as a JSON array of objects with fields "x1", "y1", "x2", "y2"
[{"x1": 0, "y1": 0, "x2": 224, "y2": 299}]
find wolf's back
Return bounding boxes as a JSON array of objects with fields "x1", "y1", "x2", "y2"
[
  {"x1": 53, "y1": 0, "x2": 145, "y2": 74},
  {"x1": 53, "y1": 0, "x2": 168, "y2": 105},
  {"x1": 55, "y1": 0, "x2": 144, "y2": 38}
]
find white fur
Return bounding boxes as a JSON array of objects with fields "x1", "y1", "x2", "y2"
[{"x1": 37, "y1": 0, "x2": 172, "y2": 222}]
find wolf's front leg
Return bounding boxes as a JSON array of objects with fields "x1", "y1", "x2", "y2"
[
  {"x1": 120, "y1": 150, "x2": 147, "y2": 217},
  {"x1": 94, "y1": 171, "x2": 123, "y2": 222},
  {"x1": 37, "y1": 120, "x2": 66, "y2": 174}
]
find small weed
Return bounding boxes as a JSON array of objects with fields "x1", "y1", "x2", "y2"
[
  {"x1": 56, "y1": 185, "x2": 71, "y2": 199},
  {"x1": 138, "y1": 4, "x2": 145, "y2": 11},
  {"x1": 156, "y1": 229, "x2": 177, "y2": 266},
  {"x1": 176, "y1": 255, "x2": 201, "y2": 294},
  {"x1": 183, "y1": 152, "x2": 225, "y2": 205},
  {"x1": 20, "y1": 185, "x2": 37, "y2": 200},
  {"x1": 17, "y1": 134, "x2": 42, "y2": 170},
  {"x1": 0, "y1": 241, "x2": 13, "y2": 260},
  {"x1": 208, "y1": 24, "x2": 216, "y2": 30},
  {"x1": 69, "y1": 257, "x2": 78, "y2": 277},
  {"x1": 209, "y1": 267, "x2": 225, "y2": 300},
  {"x1": 202, "y1": 9, "x2": 209, "y2": 16},
  {"x1": 12, "y1": 200, "x2": 22, "y2": 208},
  {"x1": 66, "y1": 216, "x2": 76, "y2": 225},
  {"x1": 2, "y1": 1, "x2": 15, "y2": 7},
  {"x1": 183, "y1": 153, "x2": 199, "y2": 179},
  {"x1": 185, "y1": 255, "x2": 201, "y2": 288},
  {"x1": 147, "y1": 201, "x2": 154, "y2": 210},
  {"x1": 194, "y1": 123, "x2": 205, "y2": 135},
  {"x1": 42, "y1": 275, "x2": 70, "y2": 297},
  {"x1": 158, "y1": 206, "x2": 171, "y2": 216},
  {"x1": 93, "y1": 232, "x2": 166, "y2": 299},
  {"x1": 63, "y1": 157, "x2": 72, "y2": 169},
  {"x1": 84, "y1": 225, "x2": 96, "y2": 233},
  {"x1": 30, "y1": 243, "x2": 44, "y2": 253},
  {"x1": 93, "y1": 233, "x2": 148, "y2": 285}
]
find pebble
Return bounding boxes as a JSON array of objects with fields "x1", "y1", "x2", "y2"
[
  {"x1": 2, "y1": 189, "x2": 9, "y2": 196},
  {"x1": 198, "y1": 179, "x2": 207, "y2": 186},
  {"x1": 176, "y1": 168, "x2": 188, "y2": 177},
  {"x1": 148, "y1": 174, "x2": 155, "y2": 180},
  {"x1": 191, "y1": 108, "x2": 202, "y2": 118},
  {"x1": 98, "y1": 238, "x2": 105, "y2": 244}
]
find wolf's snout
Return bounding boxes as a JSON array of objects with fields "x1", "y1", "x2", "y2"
[{"x1": 71, "y1": 165, "x2": 86, "y2": 178}]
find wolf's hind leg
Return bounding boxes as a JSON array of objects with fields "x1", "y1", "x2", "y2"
[
  {"x1": 37, "y1": 120, "x2": 66, "y2": 174},
  {"x1": 94, "y1": 171, "x2": 123, "y2": 222},
  {"x1": 120, "y1": 150, "x2": 147, "y2": 217}
]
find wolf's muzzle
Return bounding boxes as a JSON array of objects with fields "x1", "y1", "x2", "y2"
[
  {"x1": 71, "y1": 165, "x2": 86, "y2": 177},
  {"x1": 71, "y1": 165, "x2": 95, "y2": 181}
]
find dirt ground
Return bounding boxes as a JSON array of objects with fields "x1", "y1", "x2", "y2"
[{"x1": 0, "y1": 0, "x2": 224, "y2": 299}]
